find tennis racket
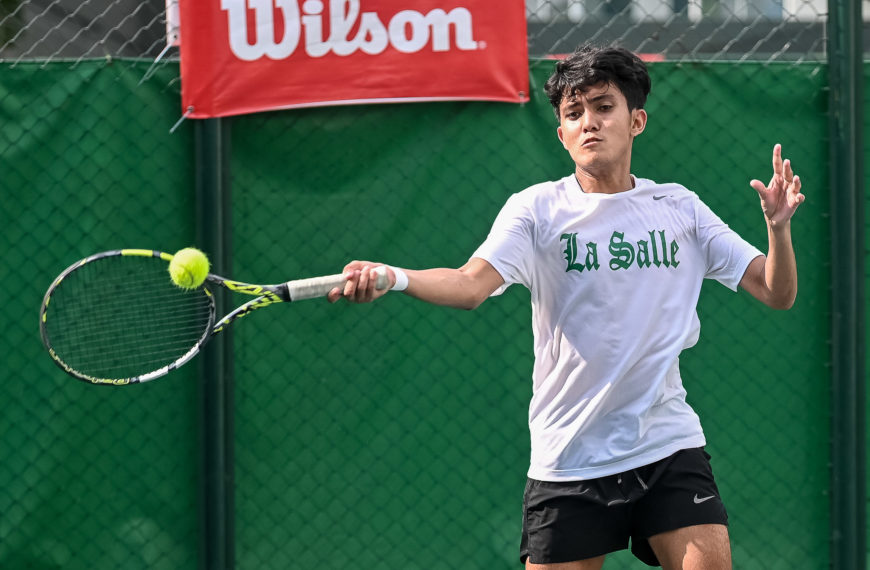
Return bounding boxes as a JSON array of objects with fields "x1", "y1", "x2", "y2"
[{"x1": 39, "y1": 249, "x2": 388, "y2": 386}]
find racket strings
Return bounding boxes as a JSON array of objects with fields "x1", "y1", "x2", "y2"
[{"x1": 43, "y1": 255, "x2": 213, "y2": 380}]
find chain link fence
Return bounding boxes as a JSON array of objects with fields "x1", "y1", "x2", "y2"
[
  {"x1": 0, "y1": 0, "x2": 835, "y2": 61},
  {"x1": 0, "y1": 1, "x2": 855, "y2": 569}
]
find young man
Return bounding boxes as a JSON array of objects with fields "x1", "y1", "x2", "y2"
[{"x1": 328, "y1": 45, "x2": 804, "y2": 569}]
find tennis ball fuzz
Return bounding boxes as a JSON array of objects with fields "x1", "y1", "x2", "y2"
[{"x1": 169, "y1": 247, "x2": 210, "y2": 289}]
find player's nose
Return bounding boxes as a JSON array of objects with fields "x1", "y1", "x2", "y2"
[{"x1": 582, "y1": 112, "x2": 599, "y2": 131}]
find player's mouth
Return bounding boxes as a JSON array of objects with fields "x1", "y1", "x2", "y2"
[{"x1": 581, "y1": 137, "x2": 602, "y2": 147}]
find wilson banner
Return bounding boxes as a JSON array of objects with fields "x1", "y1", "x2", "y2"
[{"x1": 179, "y1": 0, "x2": 529, "y2": 118}]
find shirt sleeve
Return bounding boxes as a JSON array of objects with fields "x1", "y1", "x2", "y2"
[
  {"x1": 470, "y1": 193, "x2": 535, "y2": 296},
  {"x1": 695, "y1": 197, "x2": 763, "y2": 291}
]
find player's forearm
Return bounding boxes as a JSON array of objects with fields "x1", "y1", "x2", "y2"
[
  {"x1": 400, "y1": 266, "x2": 496, "y2": 310},
  {"x1": 762, "y1": 221, "x2": 798, "y2": 309}
]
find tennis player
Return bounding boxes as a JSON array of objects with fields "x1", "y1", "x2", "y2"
[{"x1": 328, "y1": 44, "x2": 803, "y2": 570}]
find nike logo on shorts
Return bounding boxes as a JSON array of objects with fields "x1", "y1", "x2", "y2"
[{"x1": 693, "y1": 494, "x2": 715, "y2": 504}]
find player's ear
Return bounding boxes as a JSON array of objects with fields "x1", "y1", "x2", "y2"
[
  {"x1": 631, "y1": 108, "x2": 647, "y2": 137},
  {"x1": 557, "y1": 125, "x2": 567, "y2": 149}
]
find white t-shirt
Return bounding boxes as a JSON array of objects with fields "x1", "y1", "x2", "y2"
[{"x1": 472, "y1": 174, "x2": 762, "y2": 481}]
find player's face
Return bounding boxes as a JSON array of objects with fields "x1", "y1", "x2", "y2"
[{"x1": 556, "y1": 83, "x2": 646, "y2": 175}]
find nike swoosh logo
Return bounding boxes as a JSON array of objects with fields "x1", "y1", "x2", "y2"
[
  {"x1": 693, "y1": 494, "x2": 715, "y2": 504},
  {"x1": 653, "y1": 195, "x2": 667, "y2": 200}
]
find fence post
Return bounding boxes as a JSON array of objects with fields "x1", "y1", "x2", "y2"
[
  {"x1": 195, "y1": 117, "x2": 235, "y2": 570},
  {"x1": 827, "y1": 1, "x2": 865, "y2": 568}
]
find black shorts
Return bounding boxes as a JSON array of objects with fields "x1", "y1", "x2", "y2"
[{"x1": 520, "y1": 447, "x2": 728, "y2": 567}]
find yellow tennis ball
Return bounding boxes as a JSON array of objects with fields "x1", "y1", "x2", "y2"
[{"x1": 168, "y1": 247, "x2": 210, "y2": 289}]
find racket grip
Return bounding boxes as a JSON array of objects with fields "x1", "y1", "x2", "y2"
[{"x1": 286, "y1": 266, "x2": 389, "y2": 301}]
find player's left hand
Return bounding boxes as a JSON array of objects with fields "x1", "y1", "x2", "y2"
[{"x1": 750, "y1": 143, "x2": 805, "y2": 227}]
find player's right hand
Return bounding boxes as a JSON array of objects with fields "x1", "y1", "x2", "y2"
[{"x1": 327, "y1": 260, "x2": 394, "y2": 304}]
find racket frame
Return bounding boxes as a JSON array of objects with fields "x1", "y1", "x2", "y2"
[
  {"x1": 40, "y1": 249, "x2": 381, "y2": 386},
  {"x1": 40, "y1": 249, "x2": 216, "y2": 385}
]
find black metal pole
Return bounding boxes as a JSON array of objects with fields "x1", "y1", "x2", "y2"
[
  {"x1": 827, "y1": 1, "x2": 865, "y2": 568},
  {"x1": 195, "y1": 117, "x2": 235, "y2": 570}
]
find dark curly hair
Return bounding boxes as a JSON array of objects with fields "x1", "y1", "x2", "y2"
[{"x1": 544, "y1": 45, "x2": 651, "y2": 118}]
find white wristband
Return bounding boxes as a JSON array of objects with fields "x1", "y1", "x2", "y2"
[{"x1": 389, "y1": 266, "x2": 409, "y2": 292}]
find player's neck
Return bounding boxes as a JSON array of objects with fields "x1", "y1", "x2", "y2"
[{"x1": 575, "y1": 167, "x2": 634, "y2": 195}]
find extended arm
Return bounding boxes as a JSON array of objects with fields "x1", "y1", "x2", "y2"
[
  {"x1": 327, "y1": 257, "x2": 505, "y2": 310},
  {"x1": 739, "y1": 144, "x2": 805, "y2": 309}
]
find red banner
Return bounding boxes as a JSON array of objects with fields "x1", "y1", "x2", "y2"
[{"x1": 179, "y1": 0, "x2": 529, "y2": 118}]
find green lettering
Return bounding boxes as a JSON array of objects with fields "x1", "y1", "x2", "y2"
[
  {"x1": 658, "y1": 230, "x2": 670, "y2": 268},
  {"x1": 648, "y1": 230, "x2": 661, "y2": 267},
  {"x1": 585, "y1": 241, "x2": 600, "y2": 270},
  {"x1": 561, "y1": 233, "x2": 583, "y2": 272},
  {"x1": 561, "y1": 233, "x2": 599, "y2": 273},
  {"x1": 608, "y1": 231, "x2": 635, "y2": 270},
  {"x1": 635, "y1": 239, "x2": 651, "y2": 268}
]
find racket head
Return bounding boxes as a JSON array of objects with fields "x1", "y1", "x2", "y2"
[{"x1": 39, "y1": 249, "x2": 216, "y2": 385}]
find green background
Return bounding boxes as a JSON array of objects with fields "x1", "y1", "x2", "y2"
[{"x1": 0, "y1": 59, "x2": 832, "y2": 568}]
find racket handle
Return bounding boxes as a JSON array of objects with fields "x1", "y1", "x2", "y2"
[{"x1": 285, "y1": 266, "x2": 389, "y2": 301}]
